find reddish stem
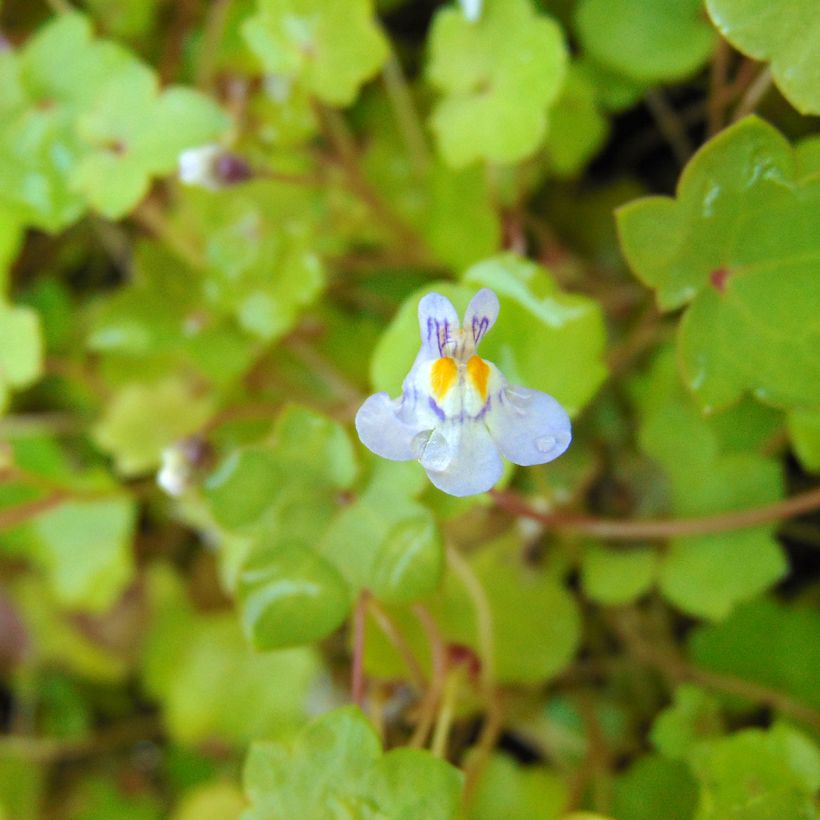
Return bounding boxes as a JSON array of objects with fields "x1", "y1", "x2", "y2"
[{"x1": 491, "y1": 485, "x2": 820, "y2": 541}]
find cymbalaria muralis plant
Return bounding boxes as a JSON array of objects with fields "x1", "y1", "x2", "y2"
[{"x1": 0, "y1": 0, "x2": 819, "y2": 818}]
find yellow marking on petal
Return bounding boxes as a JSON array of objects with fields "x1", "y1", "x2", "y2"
[
  {"x1": 467, "y1": 355, "x2": 490, "y2": 401},
  {"x1": 431, "y1": 357, "x2": 458, "y2": 400}
]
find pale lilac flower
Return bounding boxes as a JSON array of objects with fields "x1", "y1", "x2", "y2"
[
  {"x1": 355, "y1": 289, "x2": 571, "y2": 497},
  {"x1": 459, "y1": 0, "x2": 483, "y2": 23},
  {"x1": 178, "y1": 145, "x2": 251, "y2": 190}
]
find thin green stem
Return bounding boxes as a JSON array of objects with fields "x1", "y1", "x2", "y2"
[
  {"x1": 368, "y1": 598, "x2": 426, "y2": 691},
  {"x1": 430, "y1": 667, "x2": 461, "y2": 759},
  {"x1": 410, "y1": 604, "x2": 448, "y2": 748},
  {"x1": 732, "y1": 65, "x2": 773, "y2": 121},
  {"x1": 381, "y1": 51, "x2": 431, "y2": 175},
  {"x1": 644, "y1": 88, "x2": 692, "y2": 167}
]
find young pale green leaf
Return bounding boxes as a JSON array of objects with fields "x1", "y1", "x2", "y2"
[
  {"x1": 787, "y1": 408, "x2": 820, "y2": 472},
  {"x1": 182, "y1": 182, "x2": 324, "y2": 343},
  {"x1": 73, "y1": 63, "x2": 229, "y2": 218},
  {"x1": 141, "y1": 566, "x2": 321, "y2": 746},
  {"x1": 0, "y1": 302, "x2": 43, "y2": 413},
  {"x1": 242, "y1": 0, "x2": 388, "y2": 107},
  {"x1": 236, "y1": 541, "x2": 352, "y2": 650},
  {"x1": 706, "y1": 0, "x2": 820, "y2": 115},
  {"x1": 244, "y1": 706, "x2": 462, "y2": 820},
  {"x1": 427, "y1": 0, "x2": 567, "y2": 167},
  {"x1": 5, "y1": 13, "x2": 227, "y2": 223},
  {"x1": 93, "y1": 378, "x2": 214, "y2": 476},
  {"x1": 575, "y1": 0, "x2": 715, "y2": 83},
  {"x1": 32, "y1": 497, "x2": 136, "y2": 612},
  {"x1": 688, "y1": 598, "x2": 820, "y2": 712},
  {"x1": 370, "y1": 254, "x2": 607, "y2": 417},
  {"x1": 618, "y1": 116, "x2": 820, "y2": 412},
  {"x1": 468, "y1": 753, "x2": 567, "y2": 820},
  {"x1": 581, "y1": 544, "x2": 657, "y2": 606},
  {"x1": 688, "y1": 722, "x2": 820, "y2": 819}
]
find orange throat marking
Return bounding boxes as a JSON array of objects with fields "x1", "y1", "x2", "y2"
[
  {"x1": 467, "y1": 355, "x2": 489, "y2": 401},
  {"x1": 430, "y1": 357, "x2": 458, "y2": 400}
]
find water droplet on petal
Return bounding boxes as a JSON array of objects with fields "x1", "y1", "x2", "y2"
[
  {"x1": 505, "y1": 387, "x2": 532, "y2": 416},
  {"x1": 411, "y1": 430, "x2": 433, "y2": 459},
  {"x1": 412, "y1": 428, "x2": 452, "y2": 471},
  {"x1": 535, "y1": 436, "x2": 556, "y2": 453}
]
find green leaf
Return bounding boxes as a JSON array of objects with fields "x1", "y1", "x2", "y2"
[
  {"x1": 612, "y1": 755, "x2": 698, "y2": 820},
  {"x1": 243, "y1": 706, "x2": 462, "y2": 819},
  {"x1": 73, "y1": 64, "x2": 229, "y2": 218},
  {"x1": 371, "y1": 254, "x2": 607, "y2": 417},
  {"x1": 84, "y1": 0, "x2": 160, "y2": 38},
  {"x1": 706, "y1": 0, "x2": 820, "y2": 115},
  {"x1": 633, "y1": 347, "x2": 787, "y2": 619},
  {"x1": 796, "y1": 135, "x2": 820, "y2": 179},
  {"x1": 184, "y1": 182, "x2": 325, "y2": 342},
  {"x1": 242, "y1": 0, "x2": 389, "y2": 107},
  {"x1": 468, "y1": 753, "x2": 567, "y2": 820},
  {"x1": 650, "y1": 685, "x2": 724, "y2": 761},
  {"x1": 0, "y1": 207, "x2": 24, "y2": 294},
  {"x1": 543, "y1": 64, "x2": 609, "y2": 176},
  {"x1": 32, "y1": 497, "x2": 136, "y2": 612},
  {"x1": 237, "y1": 541, "x2": 352, "y2": 650},
  {"x1": 427, "y1": 0, "x2": 567, "y2": 167},
  {"x1": 434, "y1": 535, "x2": 581, "y2": 684},
  {"x1": 93, "y1": 378, "x2": 214, "y2": 476},
  {"x1": 171, "y1": 782, "x2": 246, "y2": 820},
  {"x1": 688, "y1": 722, "x2": 820, "y2": 819},
  {"x1": 360, "y1": 96, "x2": 502, "y2": 267},
  {"x1": 0, "y1": 302, "x2": 43, "y2": 413},
  {"x1": 688, "y1": 598, "x2": 820, "y2": 713},
  {"x1": 9, "y1": 581, "x2": 127, "y2": 684},
  {"x1": 142, "y1": 567, "x2": 321, "y2": 745},
  {"x1": 205, "y1": 447, "x2": 285, "y2": 530},
  {"x1": 575, "y1": 0, "x2": 716, "y2": 83},
  {"x1": 787, "y1": 407, "x2": 820, "y2": 472},
  {"x1": 618, "y1": 116, "x2": 820, "y2": 412},
  {"x1": 206, "y1": 405, "x2": 357, "y2": 534},
  {"x1": 320, "y1": 460, "x2": 444, "y2": 605},
  {"x1": 581, "y1": 544, "x2": 657, "y2": 606}
]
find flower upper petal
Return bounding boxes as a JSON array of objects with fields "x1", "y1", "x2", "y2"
[
  {"x1": 463, "y1": 287, "x2": 499, "y2": 348},
  {"x1": 422, "y1": 421, "x2": 504, "y2": 497},
  {"x1": 417, "y1": 292, "x2": 460, "y2": 359},
  {"x1": 486, "y1": 386, "x2": 571, "y2": 466},
  {"x1": 355, "y1": 392, "x2": 426, "y2": 461}
]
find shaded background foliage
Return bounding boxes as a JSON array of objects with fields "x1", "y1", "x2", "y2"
[{"x1": 1, "y1": 0, "x2": 819, "y2": 818}]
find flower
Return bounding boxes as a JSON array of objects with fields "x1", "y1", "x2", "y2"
[
  {"x1": 355, "y1": 288, "x2": 571, "y2": 496},
  {"x1": 459, "y1": 0, "x2": 483, "y2": 23},
  {"x1": 178, "y1": 144, "x2": 252, "y2": 190}
]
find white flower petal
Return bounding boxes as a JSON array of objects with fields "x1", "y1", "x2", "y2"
[
  {"x1": 418, "y1": 292, "x2": 460, "y2": 359},
  {"x1": 463, "y1": 287, "x2": 499, "y2": 348},
  {"x1": 486, "y1": 386, "x2": 572, "y2": 466},
  {"x1": 355, "y1": 392, "x2": 426, "y2": 461},
  {"x1": 459, "y1": 0, "x2": 483, "y2": 23},
  {"x1": 424, "y1": 421, "x2": 504, "y2": 496}
]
